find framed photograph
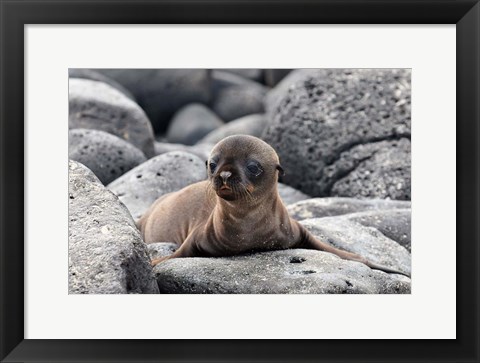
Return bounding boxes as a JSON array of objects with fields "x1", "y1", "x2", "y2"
[{"x1": 1, "y1": 1, "x2": 478, "y2": 362}]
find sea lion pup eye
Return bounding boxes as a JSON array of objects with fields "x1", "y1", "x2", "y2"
[{"x1": 142, "y1": 134, "x2": 409, "y2": 277}]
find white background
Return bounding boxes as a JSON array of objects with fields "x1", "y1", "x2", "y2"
[{"x1": 25, "y1": 25, "x2": 456, "y2": 339}]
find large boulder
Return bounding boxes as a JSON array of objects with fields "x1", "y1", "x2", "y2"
[
  {"x1": 107, "y1": 151, "x2": 207, "y2": 219},
  {"x1": 153, "y1": 249, "x2": 410, "y2": 294},
  {"x1": 197, "y1": 114, "x2": 268, "y2": 145},
  {"x1": 262, "y1": 69, "x2": 411, "y2": 199},
  {"x1": 166, "y1": 103, "x2": 223, "y2": 145},
  {"x1": 211, "y1": 71, "x2": 268, "y2": 121},
  {"x1": 96, "y1": 69, "x2": 211, "y2": 133},
  {"x1": 68, "y1": 160, "x2": 158, "y2": 294},
  {"x1": 68, "y1": 68, "x2": 135, "y2": 100},
  {"x1": 69, "y1": 78, "x2": 155, "y2": 157},
  {"x1": 69, "y1": 129, "x2": 147, "y2": 185}
]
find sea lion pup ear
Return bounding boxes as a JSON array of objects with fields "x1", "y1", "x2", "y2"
[{"x1": 276, "y1": 164, "x2": 285, "y2": 176}]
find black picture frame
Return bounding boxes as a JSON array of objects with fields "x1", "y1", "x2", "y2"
[{"x1": 1, "y1": 1, "x2": 478, "y2": 362}]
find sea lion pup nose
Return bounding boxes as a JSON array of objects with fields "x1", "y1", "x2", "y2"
[{"x1": 136, "y1": 135, "x2": 410, "y2": 277}]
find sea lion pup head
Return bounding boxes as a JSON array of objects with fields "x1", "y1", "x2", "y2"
[{"x1": 206, "y1": 135, "x2": 284, "y2": 202}]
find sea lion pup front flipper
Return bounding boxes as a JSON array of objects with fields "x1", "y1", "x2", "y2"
[{"x1": 292, "y1": 220, "x2": 411, "y2": 278}]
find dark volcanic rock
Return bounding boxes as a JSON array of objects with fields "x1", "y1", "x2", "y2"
[
  {"x1": 262, "y1": 69, "x2": 411, "y2": 199},
  {"x1": 153, "y1": 249, "x2": 410, "y2": 294},
  {"x1": 154, "y1": 141, "x2": 213, "y2": 161},
  {"x1": 287, "y1": 197, "x2": 411, "y2": 220},
  {"x1": 69, "y1": 68, "x2": 135, "y2": 100},
  {"x1": 69, "y1": 129, "x2": 147, "y2": 185},
  {"x1": 69, "y1": 78, "x2": 155, "y2": 157},
  {"x1": 68, "y1": 160, "x2": 158, "y2": 294},
  {"x1": 107, "y1": 151, "x2": 206, "y2": 220},
  {"x1": 96, "y1": 69, "x2": 211, "y2": 133},
  {"x1": 211, "y1": 71, "x2": 268, "y2": 121},
  {"x1": 166, "y1": 103, "x2": 223, "y2": 145},
  {"x1": 197, "y1": 114, "x2": 268, "y2": 145}
]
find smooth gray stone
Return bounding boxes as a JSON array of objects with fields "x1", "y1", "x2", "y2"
[
  {"x1": 69, "y1": 68, "x2": 135, "y2": 100},
  {"x1": 69, "y1": 78, "x2": 155, "y2": 157},
  {"x1": 166, "y1": 103, "x2": 223, "y2": 145},
  {"x1": 197, "y1": 114, "x2": 268, "y2": 145},
  {"x1": 211, "y1": 71, "x2": 268, "y2": 121},
  {"x1": 97, "y1": 69, "x2": 211, "y2": 133}
]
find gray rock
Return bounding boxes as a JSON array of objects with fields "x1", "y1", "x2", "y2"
[
  {"x1": 69, "y1": 68, "x2": 135, "y2": 100},
  {"x1": 287, "y1": 197, "x2": 411, "y2": 220},
  {"x1": 166, "y1": 103, "x2": 223, "y2": 145},
  {"x1": 147, "y1": 242, "x2": 178, "y2": 259},
  {"x1": 211, "y1": 71, "x2": 268, "y2": 121},
  {"x1": 328, "y1": 138, "x2": 411, "y2": 200},
  {"x1": 69, "y1": 129, "x2": 147, "y2": 185},
  {"x1": 69, "y1": 78, "x2": 155, "y2": 157},
  {"x1": 107, "y1": 151, "x2": 207, "y2": 219},
  {"x1": 277, "y1": 183, "x2": 310, "y2": 205},
  {"x1": 264, "y1": 69, "x2": 292, "y2": 87},
  {"x1": 262, "y1": 69, "x2": 411, "y2": 198},
  {"x1": 337, "y1": 209, "x2": 411, "y2": 252},
  {"x1": 68, "y1": 160, "x2": 159, "y2": 294},
  {"x1": 300, "y1": 218, "x2": 411, "y2": 276},
  {"x1": 154, "y1": 141, "x2": 213, "y2": 161},
  {"x1": 221, "y1": 68, "x2": 264, "y2": 82},
  {"x1": 197, "y1": 114, "x2": 268, "y2": 145},
  {"x1": 96, "y1": 69, "x2": 211, "y2": 133},
  {"x1": 153, "y1": 249, "x2": 410, "y2": 294}
]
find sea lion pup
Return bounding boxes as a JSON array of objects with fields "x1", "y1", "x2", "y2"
[{"x1": 137, "y1": 135, "x2": 409, "y2": 277}]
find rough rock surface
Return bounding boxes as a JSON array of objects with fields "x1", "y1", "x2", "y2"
[
  {"x1": 337, "y1": 209, "x2": 411, "y2": 252},
  {"x1": 153, "y1": 249, "x2": 410, "y2": 294},
  {"x1": 166, "y1": 103, "x2": 223, "y2": 145},
  {"x1": 107, "y1": 151, "x2": 207, "y2": 219},
  {"x1": 69, "y1": 78, "x2": 155, "y2": 157},
  {"x1": 68, "y1": 160, "x2": 158, "y2": 294},
  {"x1": 287, "y1": 197, "x2": 411, "y2": 220},
  {"x1": 277, "y1": 183, "x2": 310, "y2": 205},
  {"x1": 197, "y1": 114, "x2": 268, "y2": 145},
  {"x1": 97, "y1": 69, "x2": 211, "y2": 133},
  {"x1": 300, "y1": 218, "x2": 411, "y2": 276},
  {"x1": 69, "y1": 68, "x2": 135, "y2": 100},
  {"x1": 154, "y1": 141, "x2": 213, "y2": 161},
  {"x1": 262, "y1": 69, "x2": 411, "y2": 199},
  {"x1": 211, "y1": 71, "x2": 268, "y2": 121},
  {"x1": 69, "y1": 129, "x2": 147, "y2": 185}
]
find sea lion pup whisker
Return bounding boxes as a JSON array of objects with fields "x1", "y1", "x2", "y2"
[{"x1": 138, "y1": 135, "x2": 410, "y2": 278}]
